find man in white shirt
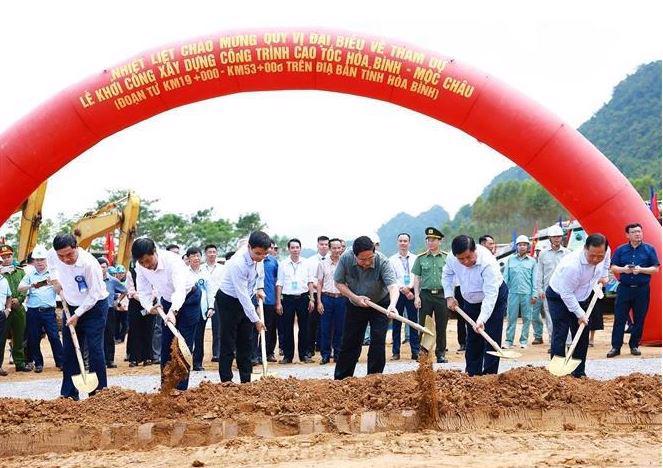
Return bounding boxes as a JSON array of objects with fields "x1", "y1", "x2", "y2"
[
  {"x1": 389, "y1": 233, "x2": 420, "y2": 360},
  {"x1": 276, "y1": 238, "x2": 315, "y2": 364},
  {"x1": 536, "y1": 225, "x2": 570, "y2": 347},
  {"x1": 547, "y1": 233, "x2": 610, "y2": 378},
  {"x1": 305, "y1": 235, "x2": 329, "y2": 359},
  {"x1": 132, "y1": 237, "x2": 200, "y2": 391},
  {"x1": 442, "y1": 235, "x2": 508, "y2": 376},
  {"x1": 187, "y1": 247, "x2": 216, "y2": 372},
  {"x1": 316, "y1": 238, "x2": 346, "y2": 364},
  {"x1": 47, "y1": 233, "x2": 109, "y2": 400},
  {"x1": 202, "y1": 244, "x2": 224, "y2": 362},
  {"x1": 217, "y1": 231, "x2": 269, "y2": 383}
]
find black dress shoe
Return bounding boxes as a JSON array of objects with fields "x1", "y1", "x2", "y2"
[
  {"x1": 411, "y1": 353, "x2": 419, "y2": 361},
  {"x1": 16, "y1": 365, "x2": 32, "y2": 372},
  {"x1": 106, "y1": 362, "x2": 117, "y2": 369},
  {"x1": 606, "y1": 348, "x2": 620, "y2": 358},
  {"x1": 630, "y1": 347, "x2": 641, "y2": 356},
  {"x1": 279, "y1": 358, "x2": 292, "y2": 364},
  {"x1": 143, "y1": 360, "x2": 152, "y2": 367},
  {"x1": 320, "y1": 357, "x2": 330, "y2": 365},
  {"x1": 267, "y1": 355, "x2": 277, "y2": 363},
  {"x1": 193, "y1": 365, "x2": 205, "y2": 371},
  {"x1": 391, "y1": 353, "x2": 400, "y2": 361},
  {"x1": 0, "y1": 368, "x2": 8, "y2": 376},
  {"x1": 301, "y1": 356, "x2": 314, "y2": 363},
  {"x1": 35, "y1": 366, "x2": 43, "y2": 373},
  {"x1": 25, "y1": 363, "x2": 35, "y2": 371},
  {"x1": 436, "y1": 355, "x2": 448, "y2": 364},
  {"x1": 211, "y1": 357, "x2": 219, "y2": 362},
  {"x1": 129, "y1": 361, "x2": 138, "y2": 367},
  {"x1": 457, "y1": 346, "x2": 466, "y2": 353}
]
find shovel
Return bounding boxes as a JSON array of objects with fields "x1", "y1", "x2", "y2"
[
  {"x1": 61, "y1": 301, "x2": 99, "y2": 394},
  {"x1": 156, "y1": 306, "x2": 193, "y2": 369},
  {"x1": 252, "y1": 298, "x2": 276, "y2": 381},
  {"x1": 548, "y1": 284, "x2": 603, "y2": 376},
  {"x1": 455, "y1": 305, "x2": 522, "y2": 359},
  {"x1": 366, "y1": 300, "x2": 437, "y2": 352}
]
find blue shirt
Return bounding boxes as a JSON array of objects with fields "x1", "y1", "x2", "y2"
[
  {"x1": 503, "y1": 254, "x2": 536, "y2": 297},
  {"x1": 262, "y1": 255, "x2": 278, "y2": 305},
  {"x1": 104, "y1": 275, "x2": 128, "y2": 308},
  {"x1": 18, "y1": 268, "x2": 57, "y2": 308},
  {"x1": 611, "y1": 242, "x2": 660, "y2": 287}
]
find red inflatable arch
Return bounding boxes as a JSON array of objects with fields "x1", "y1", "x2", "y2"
[{"x1": 0, "y1": 29, "x2": 660, "y2": 344}]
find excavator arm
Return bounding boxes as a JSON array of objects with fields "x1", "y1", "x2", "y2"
[
  {"x1": 73, "y1": 192, "x2": 140, "y2": 268},
  {"x1": 15, "y1": 181, "x2": 48, "y2": 262}
]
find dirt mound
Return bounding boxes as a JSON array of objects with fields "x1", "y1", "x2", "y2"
[{"x1": 0, "y1": 367, "x2": 659, "y2": 431}]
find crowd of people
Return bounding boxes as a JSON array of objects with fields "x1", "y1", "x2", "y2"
[{"x1": 0, "y1": 222, "x2": 658, "y2": 398}]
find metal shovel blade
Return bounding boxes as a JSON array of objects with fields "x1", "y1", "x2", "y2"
[
  {"x1": 72, "y1": 372, "x2": 99, "y2": 394},
  {"x1": 547, "y1": 355, "x2": 581, "y2": 376},
  {"x1": 419, "y1": 315, "x2": 437, "y2": 354},
  {"x1": 486, "y1": 349, "x2": 522, "y2": 359}
]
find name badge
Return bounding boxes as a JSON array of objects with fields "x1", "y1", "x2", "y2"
[
  {"x1": 74, "y1": 275, "x2": 88, "y2": 293},
  {"x1": 291, "y1": 281, "x2": 298, "y2": 289},
  {"x1": 403, "y1": 274, "x2": 411, "y2": 285}
]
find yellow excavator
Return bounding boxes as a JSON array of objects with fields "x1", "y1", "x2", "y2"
[
  {"x1": 73, "y1": 192, "x2": 141, "y2": 269},
  {"x1": 13, "y1": 185, "x2": 140, "y2": 268},
  {"x1": 14, "y1": 181, "x2": 48, "y2": 262}
]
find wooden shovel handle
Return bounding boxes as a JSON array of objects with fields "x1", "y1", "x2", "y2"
[
  {"x1": 454, "y1": 305, "x2": 503, "y2": 354},
  {"x1": 366, "y1": 300, "x2": 431, "y2": 335},
  {"x1": 156, "y1": 306, "x2": 185, "y2": 341},
  {"x1": 60, "y1": 299, "x2": 89, "y2": 378},
  {"x1": 257, "y1": 298, "x2": 268, "y2": 376},
  {"x1": 565, "y1": 283, "x2": 602, "y2": 358}
]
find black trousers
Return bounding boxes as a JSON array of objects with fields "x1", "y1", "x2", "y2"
[
  {"x1": 104, "y1": 306, "x2": 117, "y2": 364},
  {"x1": 547, "y1": 286, "x2": 590, "y2": 378},
  {"x1": 306, "y1": 307, "x2": 321, "y2": 356},
  {"x1": 612, "y1": 284, "x2": 650, "y2": 350},
  {"x1": 127, "y1": 304, "x2": 155, "y2": 363},
  {"x1": 463, "y1": 282, "x2": 508, "y2": 376},
  {"x1": 281, "y1": 294, "x2": 310, "y2": 361},
  {"x1": 217, "y1": 291, "x2": 254, "y2": 383},
  {"x1": 419, "y1": 289, "x2": 449, "y2": 357},
  {"x1": 193, "y1": 314, "x2": 207, "y2": 367},
  {"x1": 455, "y1": 286, "x2": 467, "y2": 347},
  {"x1": 211, "y1": 297, "x2": 221, "y2": 359},
  {"x1": 334, "y1": 298, "x2": 389, "y2": 380}
]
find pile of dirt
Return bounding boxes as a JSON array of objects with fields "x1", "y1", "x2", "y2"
[
  {"x1": 0, "y1": 367, "x2": 659, "y2": 432},
  {"x1": 415, "y1": 354, "x2": 439, "y2": 428},
  {"x1": 160, "y1": 338, "x2": 190, "y2": 395}
]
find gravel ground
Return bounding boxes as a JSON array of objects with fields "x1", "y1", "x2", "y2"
[{"x1": 0, "y1": 357, "x2": 659, "y2": 400}]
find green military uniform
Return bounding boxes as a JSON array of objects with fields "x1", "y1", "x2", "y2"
[
  {"x1": 412, "y1": 227, "x2": 449, "y2": 362},
  {"x1": 0, "y1": 245, "x2": 27, "y2": 370}
]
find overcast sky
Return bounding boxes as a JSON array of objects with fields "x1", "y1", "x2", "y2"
[{"x1": 0, "y1": 0, "x2": 660, "y2": 249}]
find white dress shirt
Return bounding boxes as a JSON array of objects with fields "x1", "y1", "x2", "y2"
[
  {"x1": 218, "y1": 246, "x2": 261, "y2": 323},
  {"x1": 307, "y1": 253, "x2": 326, "y2": 289},
  {"x1": 189, "y1": 265, "x2": 216, "y2": 318},
  {"x1": 136, "y1": 250, "x2": 195, "y2": 313},
  {"x1": 442, "y1": 244, "x2": 504, "y2": 324},
  {"x1": 202, "y1": 261, "x2": 225, "y2": 298},
  {"x1": 389, "y1": 251, "x2": 417, "y2": 288},
  {"x1": 535, "y1": 245, "x2": 570, "y2": 295},
  {"x1": 277, "y1": 257, "x2": 312, "y2": 295},
  {"x1": 548, "y1": 247, "x2": 611, "y2": 318},
  {"x1": 47, "y1": 247, "x2": 109, "y2": 317}
]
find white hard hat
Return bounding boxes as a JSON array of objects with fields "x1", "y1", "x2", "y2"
[
  {"x1": 548, "y1": 225, "x2": 564, "y2": 237},
  {"x1": 515, "y1": 235, "x2": 530, "y2": 245},
  {"x1": 31, "y1": 245, "x2": 48, "y2": 259}
]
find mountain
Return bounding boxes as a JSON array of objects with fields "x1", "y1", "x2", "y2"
[
  {"x1": 481, "y1": 61, "x2": 662, "y2": 194},
  {"x1": 377, "y1": 205, "x2": 450, "y2": 256}
]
